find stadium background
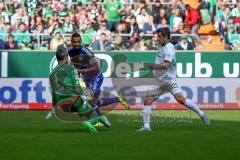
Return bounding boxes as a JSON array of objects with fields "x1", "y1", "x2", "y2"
[
  {"x1": 0, "y1": 0, "x2": 239, "y2": 51},
  {"x1": 0, "y1": 50, "x2": 240, "y2": 110}
]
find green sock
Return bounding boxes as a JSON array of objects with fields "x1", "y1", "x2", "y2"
[{"x1": 89, "y1": 117, "x2": 100, "y2": 125}]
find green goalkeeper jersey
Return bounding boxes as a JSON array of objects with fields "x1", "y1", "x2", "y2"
[{"x1": 49, "y1": 63, "x2": 84, "y2": 108}]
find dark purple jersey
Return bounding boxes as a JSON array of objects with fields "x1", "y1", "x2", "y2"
[{"x1": 68, "y1": 45, "x2": 102, "y2": 82}]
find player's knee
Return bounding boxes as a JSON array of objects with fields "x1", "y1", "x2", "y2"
[
  {"x1": 175, "y1": 95, "x2": 185, "y2": 104},
  {"x1": 144, "y1": 96, "x2": 155, "y2": 105},
  {"x1": 93, "y1": 91, "x2": 100, "y2": 99}
]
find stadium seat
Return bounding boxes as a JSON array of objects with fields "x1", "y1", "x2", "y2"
[
  {"x1": 198, "y1": 24, "x2": 217, "y2": 35},
  {"x1": 197, "y1": 35, "x2": 225, "y2": 51},
  {"x1": 182, "y1": 0, "x2": 199, "y2": 9}
]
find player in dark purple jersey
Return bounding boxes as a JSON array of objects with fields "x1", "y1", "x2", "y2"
[
  {"x1": 68, "y1": 33, "x2": 103, "y2": 99},
  {"x1": 68, "y1": 32, "x2": 129, "y2": 122}
]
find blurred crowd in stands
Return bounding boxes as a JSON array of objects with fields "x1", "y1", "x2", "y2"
[{"x1": 0, "y1": 0, "x2": 239, "y2": 51}]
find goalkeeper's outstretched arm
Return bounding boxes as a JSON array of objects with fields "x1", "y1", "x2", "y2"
[{"x1": 46, "y1": 82, "x2": 57, "y2": 120}]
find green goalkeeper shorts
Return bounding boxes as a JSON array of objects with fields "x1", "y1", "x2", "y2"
[{"x1": 72, "y1": 99, "x2": 92, "y2": 115}]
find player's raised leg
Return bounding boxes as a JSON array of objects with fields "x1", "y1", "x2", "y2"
[
  {"x1": 117, "y1": 93, "x2": 129, "y2": 109},
  {"x1": 174, "y1": 92, "x2": 210, "y2": 125},
  {"x1": 97, "y1": 94, "x2": 129, "y2": 109}
]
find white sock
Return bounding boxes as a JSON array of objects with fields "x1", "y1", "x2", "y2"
[
  {"x1": 143, "y1": 105, "x2": 151, "y2": 128},
  {"x1": 52, "y1": 107, "x2": 56, "y2": 113},
  {"x1": 184, "y1": 99, "x2": 204, "y2": 116}
]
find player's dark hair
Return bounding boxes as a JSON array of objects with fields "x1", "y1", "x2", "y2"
[
  {"x1": 56, "y1": 45, "x2": 68, "y2": 61},
  {"x1": 71, "y1": 32, "x2": 81, "y2": 39},
  {"x1": 170, "y1": 36, "x2": 179, "y2": 45},
  {"x1": 157, "y1": 27, "x2": 171, "y2": 39},
  {"x1": 157, "y1": 27, "x2": 178, "y2": 45}
]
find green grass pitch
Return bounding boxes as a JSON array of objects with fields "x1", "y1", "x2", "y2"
[{"x1": 0, "y1": 110, "x2": 240, "y2": 160}]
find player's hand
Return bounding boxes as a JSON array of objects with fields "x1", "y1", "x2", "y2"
[
  {"x1": 77, "y1": 69, "x2": 86, "y2": 74},
  {"x1": 148, "y1": 64, "x2": 158, "y2": 70}
]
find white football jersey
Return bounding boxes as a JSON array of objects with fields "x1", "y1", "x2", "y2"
[{"x1": 154, "y1": 42, "x2": 177, "y2": 82}]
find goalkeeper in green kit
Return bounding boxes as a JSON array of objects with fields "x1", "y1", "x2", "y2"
[{"x1": 46, "y1": 45, "x2": 128, "y2": 133}]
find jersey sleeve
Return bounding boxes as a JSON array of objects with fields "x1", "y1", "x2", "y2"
[
  {"x1": 49, "y1": 79, "x2": 58, "y2": 108},
  {"x1": 89, "y1": 57, "x2": 98, "y2": 65},
  {"x1": 81, "y1": 46, "x2": 98, "y2": 66},
  {"x1": 164, "y1": 44, "x2": 175, "y2": 63},
  {"x1": 81, "y1": 46, "x2": 94, "y2": 57}
]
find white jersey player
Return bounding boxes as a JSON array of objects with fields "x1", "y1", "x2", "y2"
[{"x1": 137, "y1": 27, "x2": 209, "y2": 132}]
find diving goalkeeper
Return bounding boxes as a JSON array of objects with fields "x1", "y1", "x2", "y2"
[{"x1": 46, "y1": 45, "x2": 128, "y2": 133}]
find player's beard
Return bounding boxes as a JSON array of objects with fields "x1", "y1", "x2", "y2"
[{"x1": 73, "y1": 45, "x2": 80, "y2": 49}]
